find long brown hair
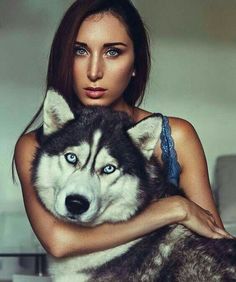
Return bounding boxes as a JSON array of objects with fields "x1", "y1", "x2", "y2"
[
  {"x1": 28, "y1": 0, "x2": 150, "y2": 129},
  {"x1": 13, "y1": 0, "x2": 151, "y2": 179}
]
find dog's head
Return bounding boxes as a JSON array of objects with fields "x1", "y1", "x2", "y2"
[{"x1": 32, "y1": 89, "x2": 162, "y2": 225}]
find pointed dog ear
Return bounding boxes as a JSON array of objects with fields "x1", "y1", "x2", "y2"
[
  {"x1": 127, "y1": 115, "x2": 162, "y2": 159},
  {"x1": 43, "y1": 89, "x2": 75, "y2": 135}
]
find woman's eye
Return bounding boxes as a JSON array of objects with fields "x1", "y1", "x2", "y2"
[
  {"x1": 106, "y1": 48, "x2": 121, "y2": 57},
  {"x1": 64, "y1": 153, "x2": 78, "y2": 165},
  {"x1": 74, "y1": 46, "x2": 87, "y2": 56},
  {"x1": 102, "y1": 164, "x2": 116, "y2": 174}
]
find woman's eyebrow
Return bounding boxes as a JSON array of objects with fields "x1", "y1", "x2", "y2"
[
  {"x1": 103, "y1": 42, "x2": 128, "y2": 47},
  {"x1": 74, "y1": 41, "x2": 128, "y2": 47}
]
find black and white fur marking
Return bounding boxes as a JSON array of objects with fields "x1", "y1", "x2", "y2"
[{"x1": 32, "y1": 90, "x2": 236, "y2": 282}]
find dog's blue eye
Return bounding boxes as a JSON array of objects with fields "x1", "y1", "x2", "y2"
[
  {"x1": 65, "y1": 153, "x2": 78, "y2": 165},
  {"x1": 102, "y1": 164, "x2": 116, "y2": 174}
]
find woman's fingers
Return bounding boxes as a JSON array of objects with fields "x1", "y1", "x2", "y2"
[
  {"x1": 207, "y1": 217, "x2": 234, "y2": 239},
  {"x1": 205, "y1": 210, "x2": 216, "y2": 224},
  {"x1": 213, "y1": 226, "x2": 234, "y2": 239},
  {"x1": 203, "y1": 210, "x2": 232, "y2": 238},
  {"x1": 180, "y1": 200, "x2": 235, "y2": 239},
  {"x1": 206, "y1": 212, "x2": 234, "y2": 239}
]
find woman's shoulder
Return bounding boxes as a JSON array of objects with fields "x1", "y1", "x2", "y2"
[
  {"x1": 14, "y1": 131, "x2": 40, "y2": 183},
  {"x1": 167, "y1": 116, "x2": 199, "y2": 145},
  {"x1": 15, "y1": 131, "x2": 39, "y2": 162},
  {"x1": 16, "y1": 130, "x2": 38, "y2": 147},
  {"x1": 134, "y1": 108, "x2": 199, "y2": 150},
  {"x1": 166, "y1": 116, "x2": 203, "y2": 169},
  {"x1": 134, "y1": 108, "x2": 197, "y2": 140}
]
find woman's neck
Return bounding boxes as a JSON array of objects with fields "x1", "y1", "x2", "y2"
[{"x1": 111, "y1": 98, "x2": 136, "y2": 120}]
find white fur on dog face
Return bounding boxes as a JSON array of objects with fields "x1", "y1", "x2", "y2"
[
  {"x1": 35, "y1": 129, "x2": 140, "y2": 225},
  {"x1": 94, "y1": 147, "x2": 140, "y2": 223},
  {"x1": 55, "y1": 131, "x2": 103, "y2": 223}
]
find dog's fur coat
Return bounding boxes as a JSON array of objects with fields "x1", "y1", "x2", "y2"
[{"x1": 32, "y1": 90, "x2": 236, "y2": 281}]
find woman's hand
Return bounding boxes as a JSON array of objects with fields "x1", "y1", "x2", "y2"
[{"x1": 177, "y1": 196, "x2": 233, "y2": 239}]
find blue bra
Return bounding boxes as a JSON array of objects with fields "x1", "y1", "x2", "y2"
[{"x1": 160, "y1": 115, "x2": 181, "y2": 186}]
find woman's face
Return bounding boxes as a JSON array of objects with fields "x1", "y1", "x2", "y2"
[{"x1": 72, "y1": 12, "x2": 135, "y2": 110}]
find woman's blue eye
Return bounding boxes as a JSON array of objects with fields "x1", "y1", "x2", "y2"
[
  {"x1": 65, "y1": 153, "x2": 78, "y2": 165},
  {"x1": 102, "y1": 164, "x2": 116, "y2": 174},
  {"x1": 106, "y1": 48, "x2": 120, "y2": 57},
  {"x1": 74, "y1": 45, "x2": 87, "y2": 56}
]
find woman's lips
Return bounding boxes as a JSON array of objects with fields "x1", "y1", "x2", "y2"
[{"x1": 84, "y1": 88, "x2": 107, "y2": 99}]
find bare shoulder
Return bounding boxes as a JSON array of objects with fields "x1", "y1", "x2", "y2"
[
  {"x1": 167, "y1": 116, "x2": 199, "y2": 144},
  {"x1": 166, "y1": 117, "x2": 205, "y2": 171},
  {"x1": 14, "y1": 131, "x2": 39, "y2": 176},
  {"x1": 15, "y1": 131, "x2": 39, "y2": 154}
]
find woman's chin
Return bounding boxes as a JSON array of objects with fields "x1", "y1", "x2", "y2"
[
  {"x1": 82, "y1": 99, "x2": 110, "y2": 107},
  {"x1": 78, "y1": 95, "x2": 126, "y2": 110}
]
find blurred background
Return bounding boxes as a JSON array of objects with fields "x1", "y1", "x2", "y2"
[{"x1": 0, "y1": 0, "x2": 236, "y2": 280}]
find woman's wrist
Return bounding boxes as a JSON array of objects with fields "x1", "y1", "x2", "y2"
[
  {"x1": 139, "y1": 196, "x2": 188, "y2": 231},
  {"x1": 162, "y1": 196, "x2": 188, "y2": 224},
  {"x1": 171, "y1": 196, "x2": 189, "y2": 222}
]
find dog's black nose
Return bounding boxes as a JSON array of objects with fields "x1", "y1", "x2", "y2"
[{"x1": 65, "y1": 195, "x2": 90, "y2": 215}]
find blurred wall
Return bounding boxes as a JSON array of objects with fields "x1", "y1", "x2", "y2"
[
  {"x1": 136, "y1": 0, "x2": 236, "y2": 185},
  {"x1": 0, "y1": 0, "x2": 236, "y2": 211}
]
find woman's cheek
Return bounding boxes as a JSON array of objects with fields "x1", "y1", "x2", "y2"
[{"x1": 111, "y1": 63, "x2": 134, "y2": 84}]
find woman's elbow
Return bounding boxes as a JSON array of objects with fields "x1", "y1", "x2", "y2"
[
  {"x1": 40, "y1": 226, "x2": 69, "y2": 259},
  {"x1": 44, "y1": 225, "x2": 86, "y2": 259},
  {"x1": 47, "y1": 241, "x2": 66, "y2": 259}
]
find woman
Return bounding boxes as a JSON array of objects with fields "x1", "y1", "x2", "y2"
[{"x1": 14, "y1": 0, "x2": 231, "y2": 258}]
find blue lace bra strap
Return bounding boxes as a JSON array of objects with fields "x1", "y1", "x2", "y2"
[{"x1": 160, "y1": 115, "x2": 181, "y2": 186}]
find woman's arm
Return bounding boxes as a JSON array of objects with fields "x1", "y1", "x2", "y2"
[
  {"x1": 169, "y1": 117, "x2": 225, "y2": 229},
  {"x1": 14, "y1": 130, "x2": 231, "y2": 258}
]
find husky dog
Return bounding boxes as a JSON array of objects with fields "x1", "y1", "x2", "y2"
[{"x1": 32, "y1": 90, "x2": 236, "y2": 282}]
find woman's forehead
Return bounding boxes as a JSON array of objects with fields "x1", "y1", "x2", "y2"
[{"x1": 75, "y1": 12, "x2": 132, "y2": 45}]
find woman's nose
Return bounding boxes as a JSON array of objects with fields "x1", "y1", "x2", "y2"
[{"x1": 87, "y1": 55, "x2": 103, "y2": 81}]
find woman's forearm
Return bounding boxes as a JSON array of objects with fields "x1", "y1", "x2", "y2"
[
  {"x1": 51, "y1": 196, "x2": 185, "y2": 258},
  {"x1": 56, "y1": 194, "x2": 233, "y2": 258}
]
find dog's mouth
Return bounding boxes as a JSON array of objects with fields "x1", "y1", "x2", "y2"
[
  {"x1": 60, "y1": 196, "x2": 139, "y2": 226},
  {"x1": 67, "y1": 214, "x2": 78, "y2": 221},
  {"x1": 55, "y1": 211, "x2": 96, "y2": 225},
  {"x1": 61, "y1": 213, "x2": 100, "y2": 226},
  {"x1": 54, "y1": 199, "x2": 103, "y2": 226},
  {"x1": 56, "y1": 201, "x2": 109, "y2": 226},
  {"x1": 55, "y1": 192, "x2": 140, "y2": 226},
  {"x1": 54, "y1": 190, "x2": 103, "y2": 224}
]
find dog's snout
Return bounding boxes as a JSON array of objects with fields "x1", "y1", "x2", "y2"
[{"x1": 65, "y1": 194, "x2": 90, "y2": 215}]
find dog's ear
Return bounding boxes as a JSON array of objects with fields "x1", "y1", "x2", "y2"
[
  {"x1": 127, "y1": 115, "x2": 162, "y2": 159},
  {"x1": 43, "y1": 89, "x2": 75, "y2": 135}
]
